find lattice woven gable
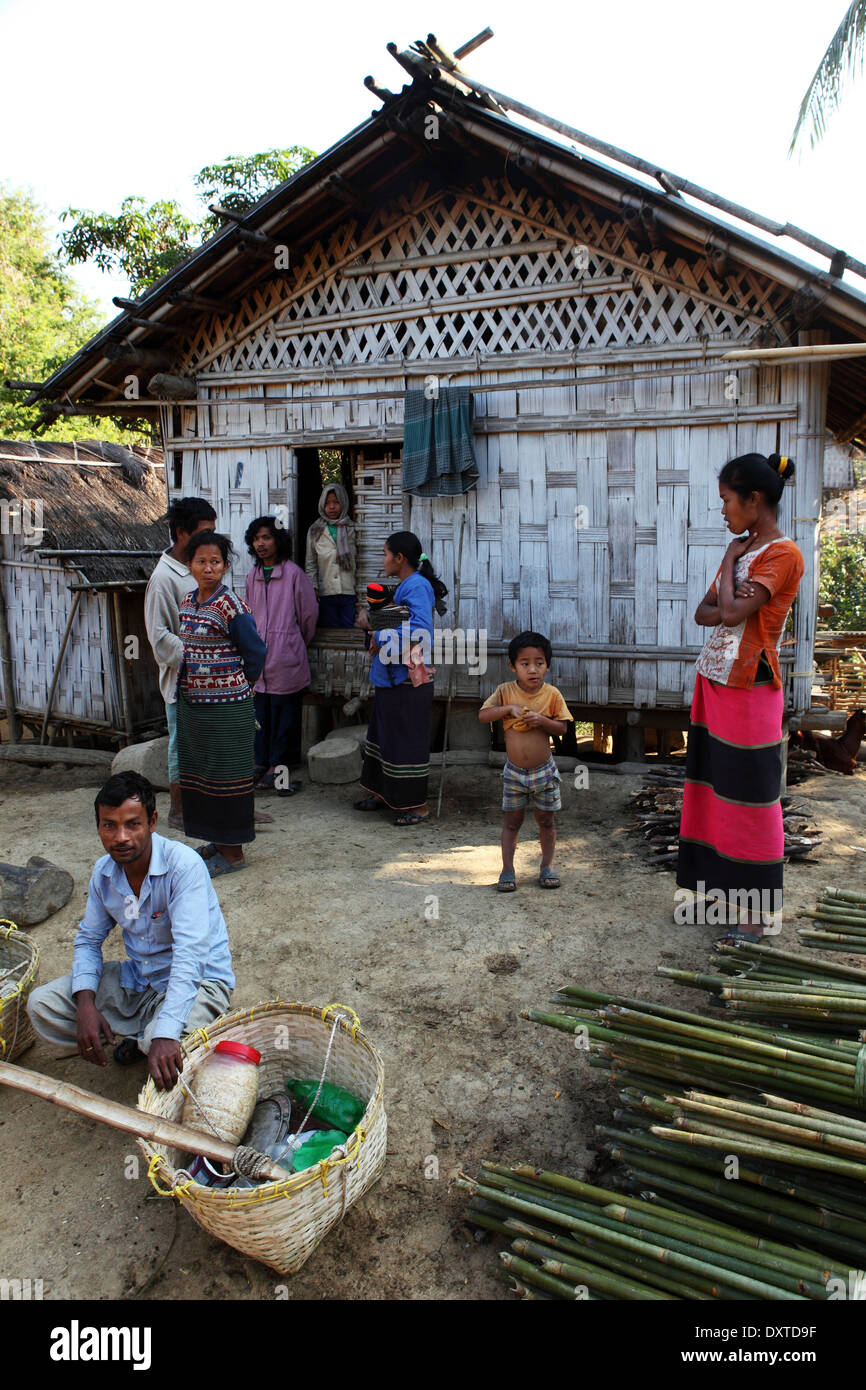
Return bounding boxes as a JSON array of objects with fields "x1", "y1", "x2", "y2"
[{"x1": 177, "y1": 179, "x2": 790, "y2": 376}]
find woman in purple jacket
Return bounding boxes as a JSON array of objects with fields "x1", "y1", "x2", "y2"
[{"x1": 244, "y1": 517, "x2": 318, "y2": 797}]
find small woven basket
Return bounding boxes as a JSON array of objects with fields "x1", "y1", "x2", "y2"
[
  {"x1": 0, "y1": 920, "x2": 39, "y2": 1062},
  {"x1": 137, "y1": 1000, "x2": 386, "y2": 1276}
]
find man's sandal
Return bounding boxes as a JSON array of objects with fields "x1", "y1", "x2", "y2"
[
  {"x1": 539, "y1": 867, "x2": 561, "y2": 889},
  {"x1": 496, "y1": 870, "x2": 517, "y2": 892},
  {"x1": 207, "y1": 853, "x2": 248, "y2": 878},
  {"x1": 393, "y1": 811, "x2": 430, "y2": 826}
]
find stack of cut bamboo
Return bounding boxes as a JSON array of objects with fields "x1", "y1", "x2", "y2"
[
  {"x1": 798, "y1": 886, "x2": 866, "y2": 952},
  {"x1": 658, "y1": 939, "x2": 866, "y2": 1028},
  {"x1": 459, "y1": 1160, "x2": 861, "y2": 1299}
]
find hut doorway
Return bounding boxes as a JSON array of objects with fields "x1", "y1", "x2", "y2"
[
  {"x1": 295, "y1": 447, "x2": 354, "y2": 569},
  {"x1": 295, "y1": 446, "x2": 404, "y2": 592}
]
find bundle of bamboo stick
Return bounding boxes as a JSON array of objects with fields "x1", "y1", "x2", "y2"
[
  {"x1": 657, "y1": 939, "x2": 866, "y2": 1029},
  {"x1": 601, "y1": 1088, "x2": 866, "y2": 1269},
  {"x1": 522, "y1": 983, "x2": 866, "y2": 1111},
  {"x1": 459, "y1": 1161, "x2": 858, "y2": 1300},
  {"x1": 798, "y1": 886, "x2": 866, "y2": 952}
]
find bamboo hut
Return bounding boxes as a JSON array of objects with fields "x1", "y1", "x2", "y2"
[
  {"x1": 0, "y1": 441, "x2": 167, "y2": 744},
  {"x1": 16, "y1": 34, "x2": 866, "y2": 748}
]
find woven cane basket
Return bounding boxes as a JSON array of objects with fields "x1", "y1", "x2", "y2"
[
  {"x1": 136, "y1": 1000, "x2": 386, "y2": 1276},
  {"x1": 0, "y1": 920, "x2": 39, "y2": 1062}
]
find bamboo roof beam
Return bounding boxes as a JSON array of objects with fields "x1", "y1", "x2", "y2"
[
  {"x1": 412, "y1": 60, "x2": 866, "y2": 281},
  {"x1": 340, "y1": 237, "x2": 565, "y2": 275}
]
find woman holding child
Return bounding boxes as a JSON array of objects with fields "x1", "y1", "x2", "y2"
[
  {"x1": 354, "y1": 531, "x2": 447, "y2": 826},
  {"x1": 677, "y1": 452, "x2": 803, "y2": 941}
]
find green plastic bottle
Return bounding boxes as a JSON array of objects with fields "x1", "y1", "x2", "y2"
[
  {"x1": 290, "y1": 1129, "x2": 349, "y2": 1173},
  {"x1": 287, "y1": 1079, "x2": 365, "y2": 1132}
]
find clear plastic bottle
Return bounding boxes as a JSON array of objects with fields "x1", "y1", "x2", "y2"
[{"x1": 182, "y1": 1040, "x2": 262, "y2": 1145}]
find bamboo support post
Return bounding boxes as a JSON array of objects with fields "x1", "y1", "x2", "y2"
[
  {"x1": 40, "y1": 590, "x2": 82, "y2": 745},
  {"x1": 111, "y1": 590, "x2": 135, "y2": 744},
  {"x1": 0, "y1": 569, "x2": 20, "y2": 743}
]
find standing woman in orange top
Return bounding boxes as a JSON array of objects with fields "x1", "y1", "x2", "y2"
[{"x1": 676, "y1": 453, "x2": 804, "y2": 942}]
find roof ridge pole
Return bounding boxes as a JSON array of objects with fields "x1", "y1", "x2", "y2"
[{"x1": 431, "y1": 64, "x2": 866, "y2": 283}]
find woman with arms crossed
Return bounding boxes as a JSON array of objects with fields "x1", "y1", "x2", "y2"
[{"x1": 677, "y1": 453, "x2": 803, "y2": 943}]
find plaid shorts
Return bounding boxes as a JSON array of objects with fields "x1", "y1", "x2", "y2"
[{"x1": 502, "y1": 755, "x2": 562, "y2": 812}]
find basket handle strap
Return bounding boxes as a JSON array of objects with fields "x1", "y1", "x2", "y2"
[{"x1": 320, "y1": 1003, "x2": 361, "y2": 1040}]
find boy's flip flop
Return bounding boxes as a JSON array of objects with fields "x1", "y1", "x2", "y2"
[
  {"x1": 207, "y1": 853, "x2": 248, "y2": 878},
  {"x1": 496, "y1": 870, "x2": 517, "y2": 892},
  {"x1": 539, "y1": 867, "x2": 561, "y2": 889}
]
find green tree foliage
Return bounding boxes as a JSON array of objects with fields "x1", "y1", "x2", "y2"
[
  {"x1": 196, "y1": 147, "x2": 316, "y2": 237},
  {"x1": 819, "y1": 532, "x2": 866, "y2": 628},
  {"x1": 60, "y1": 147, "x2": 317, "y2": 294},
  {"x1": 791, "y1": 2, "x2": 866, "y2": 151},
  {"x1": 0, "y1": 185, "x2": 136, "y2": 441},
  {"x1": 59, "y1": 198, "x2": 198, "y2": 297}
]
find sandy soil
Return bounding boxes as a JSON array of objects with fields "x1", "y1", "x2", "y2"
[{"x1": 1, "y1": 755, "x2": 864, "y2": 1302}]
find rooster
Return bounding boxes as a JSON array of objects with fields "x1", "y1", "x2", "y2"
[{"x1": 792, "y1": 708, "x2": 866, "y2": 775}]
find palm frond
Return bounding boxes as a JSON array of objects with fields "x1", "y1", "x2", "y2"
[{"x1": 790, "y1": 0, "x2": 866, "y2": 153}]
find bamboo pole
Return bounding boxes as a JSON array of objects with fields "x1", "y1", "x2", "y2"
[
  {"x1": 39, "y1": 590, "x2": 81, "y2": 745},
  {"x1": 111, "y1": 590, "x2": 135, "y2": 744},
  {"x1": 0, "y1": 1059, "x2": 288, "y2": 1182},
  {"x1": 436, "y1": 509, "x2": 467, "y2": 820},
  {"x1": 0, "y1": 570, "x2": 20, "y2": 743}
]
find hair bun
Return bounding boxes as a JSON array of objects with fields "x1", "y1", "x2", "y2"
[{"x1": 768, "y1": 453, "x2": 796, "y2": 481}]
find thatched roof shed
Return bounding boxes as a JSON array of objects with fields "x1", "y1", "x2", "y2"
[
  {"x1": 0, "y1": 440, "x2": 166, "y2": 585},
  {"x1": 0, "y1": 442, "x2": 167, "y2": 742}
]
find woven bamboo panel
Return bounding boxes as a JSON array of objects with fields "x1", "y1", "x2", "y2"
[
  {"x1": 1, "y1": 556, "x2": 120, "y2": 726},
  {"x1": 177, "y1": 178, "x2": 786, "y2": 376}
]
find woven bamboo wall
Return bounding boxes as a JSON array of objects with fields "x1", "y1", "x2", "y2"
[
  {"x1": 0, "y1": 544, "x2": 120, "y2": 726},
  {"x1": 162, "y1": 178, "x2": 819, "y2": 709}
]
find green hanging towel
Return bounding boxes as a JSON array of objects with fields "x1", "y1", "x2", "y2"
[{"x1": 402, "y1": 386, "x2": 478, "y2": 497}]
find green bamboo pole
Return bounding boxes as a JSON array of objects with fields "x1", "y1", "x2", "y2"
[
  {"x1": 499, "y1": 1251, "x2": 584, "y2": 1300},
  {"x1": 619, "y1": 1158, "x2": 866, "y2": 1264},
  {"x1": 673, "y1": 1096, "x2": 866, "y2": 1160},
  {"x1": 605, "y1": 1006, "x2": 855, "y2": 1075},
  {"x1": 652, "y1": 1123, "x2": 866, "y2": 1182},
  {"x1": 500, "y1": 1215, "x2": 716, "y2": 1300},
  {"x1": 510, "y1": 1237, "x2": 678, "y2": 1300},
  {"x1": 466, "y1": 1177, "x2": 806, "y2": 1298},
  {"x1": 684, "y1": 1090, "x2": 866, "y2": 1142},
  {"x1": 617, "y1": 1164, "x2": 866, "y2": 1267}
]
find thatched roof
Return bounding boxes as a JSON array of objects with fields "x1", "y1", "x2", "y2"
[{"x1": 0, "y1": 441, "x2": 168, "y2": 585}]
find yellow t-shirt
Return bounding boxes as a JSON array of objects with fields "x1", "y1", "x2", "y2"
[{"x1": 481, "y1": 681, "x2": 573, "y2": 732}]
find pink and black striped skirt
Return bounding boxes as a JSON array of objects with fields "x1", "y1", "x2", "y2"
[{"x1": 677, "y1": 673, "x2": 785, "y2": 908}]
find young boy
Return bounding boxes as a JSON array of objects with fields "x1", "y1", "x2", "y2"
[{"x1": 479, "y1": 631, "x2": 573, "y2": 891}]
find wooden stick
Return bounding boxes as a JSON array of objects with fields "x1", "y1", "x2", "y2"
[
  {"x1": 0, "y1": 1059, "x2": 287, "y2": 1183},
  {"x1": 436, "y1": 511, "x2": 467, "y2": 819},
  {"x1": 722, "y1": 343, "x2": 866, "y2": 361}
]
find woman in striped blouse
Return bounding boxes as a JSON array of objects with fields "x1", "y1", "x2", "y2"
[{"x1": 177, "y1": 531, "x2": 266, "y2": 877}]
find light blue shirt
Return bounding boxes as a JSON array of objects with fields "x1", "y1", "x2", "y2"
[{"x1": 71, "y1": 833, "x2": 235, "y2": 1040}]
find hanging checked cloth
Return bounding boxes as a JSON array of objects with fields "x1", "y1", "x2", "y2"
[{"x1": 401, "y1": 386, "x2": 479, "y2": 497}]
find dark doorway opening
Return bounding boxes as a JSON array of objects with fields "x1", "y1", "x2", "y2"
[{"x1": 295, "y1": 447, "x2": 354, "y2": 568}]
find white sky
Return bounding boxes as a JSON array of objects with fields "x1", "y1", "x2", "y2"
[{"x1": 2, "y1": 0, "x2": 865, "y2": 316}]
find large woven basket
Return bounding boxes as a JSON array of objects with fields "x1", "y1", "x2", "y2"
[
  {"x1": 0, "y1": 920, "x2": 39, "y2": 1062},
  {"x1": 137, "y1": 1000, "x2": 386, "y2": 1276}
]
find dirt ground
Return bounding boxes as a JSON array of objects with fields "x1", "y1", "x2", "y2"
[{"x1": 1, "y1": 754, "x2": 865, "y2": 1302}]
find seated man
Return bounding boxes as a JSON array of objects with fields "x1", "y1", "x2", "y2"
[{"x1": 28, "y1": 771, "x2": 235, "y2": 1091}]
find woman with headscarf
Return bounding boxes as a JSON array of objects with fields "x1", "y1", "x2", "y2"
[{"x1": 304, "y1": 483, "x2": 357, "y2": 627}]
